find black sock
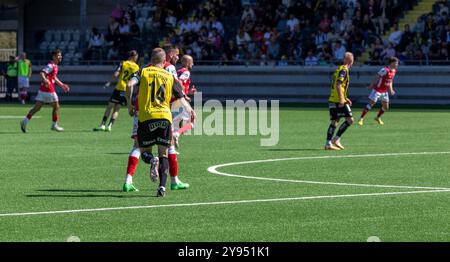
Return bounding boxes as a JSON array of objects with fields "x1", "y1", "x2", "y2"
[
  {"x1": 327, "y1": 124, "x2": 337, "y2": 141},
  {"x1": 159, "y1": 157, "x2": 169, "y2": 188},
  {"x1": 336, "y1": 121, "x2": 351, "y2": 137},
  {"x1": 108, "y1": 118, "x2": 116, "y2": 126},
  {"x1": 101, "y1": 116, "x2": 107, "y2": 125}
]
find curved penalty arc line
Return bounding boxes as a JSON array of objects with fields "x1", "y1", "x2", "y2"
[{"x1": 207, "y1": 151, "x2": 450, "y2": 191}]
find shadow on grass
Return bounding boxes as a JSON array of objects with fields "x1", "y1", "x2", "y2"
[
  {"x1": 26, "y1": 194, "x2": 154, "y2": 198},
  {"x1": 37, "y1": 189, "x2": 122, "y2": 193},
  {"x1": 106, "y1": 153, "x2": 129, "y2": 155},
  {"x1": 29, "y1": 189, "x2": 158, "y2": 198},
  {"x1": 263, "y1": 148, "x2": 322, "y2": 152}
]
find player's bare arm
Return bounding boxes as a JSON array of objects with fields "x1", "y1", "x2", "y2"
[
  {"x1": 105, "y1": 69, "x2": 121, "y2": 87},
  {"x1": 369, "y1": 75, "x2": 379, "y2": 89},
  {"x1": 389, "y1": 82, "x2": 395, "y2": 96},
  {"x1": 40, "y1": 71, "x2": 50, "y2": 87},
  {"x1": 178, "y1": 97, "x2": 197, "y2": 123},
  {"x1": 336, "y1": 81, "x2": 345, "y2": 107},
  {"x1": 55, "y1": 76, "x2": 70, "y2": 92},
  {"x1": 125, "y1": 78, "x2": 138, "y2": 117}
]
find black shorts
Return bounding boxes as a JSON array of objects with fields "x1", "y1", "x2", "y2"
[
  {"x1": 329, "y1": 103, "x2": 353, "y2": 120},
  {"x1": 137, "y1": 119, "x2": 172, "y2": 148},
  {"x1": 109, "y1": 89, "x2": 127, "y2": 106}
]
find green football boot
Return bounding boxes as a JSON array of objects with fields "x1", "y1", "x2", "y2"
[
  {"x1": 171, "y1": 181, "x2": 190, "y2": 190},
  {"x1": 123, "y1": 183, "x2": 139, "y2": 192},
  {"x1": 93, "y1": 125, "x2": 106, "y2": 131}
]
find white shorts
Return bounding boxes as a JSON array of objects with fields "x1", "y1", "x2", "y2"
[
  {"x1": 18, "y1": 77, "x2": 29, "y2": 88},
  {"x1": 131, "y1": 112, "x2": 138, "y2": 139},
  {"x1": 171, "y1": 100, "x2": 191, "y2": 132},
  {"x1": 369, "y1": 90, "x2": 389, "y2": 103},
  {"x1": 35, "y1": 91, "x2": 59, "y2": 103}
]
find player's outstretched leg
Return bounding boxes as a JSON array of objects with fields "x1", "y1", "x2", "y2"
[
  {"x1": 358, "y1": 104, "x2": 372, "y2": 126},
  {"x1": 21, "y1": 101, "x2": 43, "y2": 133}
]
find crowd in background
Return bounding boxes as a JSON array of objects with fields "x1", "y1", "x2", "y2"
[{"x1": 34, "y1": 0, "x2": 450, "y2": 65}]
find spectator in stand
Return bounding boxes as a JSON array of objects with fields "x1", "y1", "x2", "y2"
[
  {"x1": 319, "y1": 13, "x2": 332, "y2": 33},
  {"x1": 318, "y1": 41, "x2": 333, "y2": 64},
  {"x1": 107, "y1": 45, "x2": 120, "y2": 60},
  {"x1": 289, "y1": 46, "x2": 302, "y2": 65},
  {"x1": 241, "y1": 4, "x2": 256, "y2": 22},
  {"x1": 211, "y1": 16, "x2": 225, "y2": 36},
  {"x1": 333, "y1": 40, "x2": 347, "y2": 62},
  {"x1": 304, "y1": 50, "x2": 318, "y2": 66},
  {"x1": 87, "y1": 27, "x2": 105, "y2": 60},
  {"x1": 242, "y1": 13, "x2": 255, "y2": 32},
  {"x1": 119, "y1": 17, "x2": 131, "y2": 36},
  {"x1": 106, "y1": 17, "x2": 120, "y2": 46},
  {"x1": 286, "y1": 14, "x2": 299, "y2": 32},
  {"x1": 236, "y1": 28, "x2": 251, "y2": 46},
  {"x1": 130, "y1": 21, "x2": 141, "y2": 39},
  {"x1": 388, "y1": 23, "x2": 403, "y2": 47},
  {"x1": 166, "y1": 10, "x2": 177, "y2": 28},
  {"x1": 223, "y1": 40, "x2": 238, "y2": 62},
  {"x1": 111, "y1": 4, "x2": 124, "y2": 21},
  {"x1": 381, "y1": 42, "x2": 396, "y2": 59},
  {"x1": 428, "y1": 37, "x2": 441, "y2": 60},
  {"x1": 399, "y1": 24, "x2": 414, "y2": 51},
  {"x1": 267, "y1": 36, "x2": 280, "y2": 60}
]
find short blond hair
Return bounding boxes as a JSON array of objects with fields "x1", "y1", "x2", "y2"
[
  {"x1": 151, "y1": 48, "x2": 166, "y2": 65},
  {"x1": 181, "y1": 55, "x2": 193, "y2": 65},
  {"x1": 344, "y1": 52, "x2": 354, "y2": 65}
]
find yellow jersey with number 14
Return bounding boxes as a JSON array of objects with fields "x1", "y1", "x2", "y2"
[
  {"x1": 115, "y1": 60, "x2": 140, "y2": 92},
  {"x1": 138, "y1": 66, "x2": 179, "y2": 123},
  {"x1": 328, "y1": 65, "x2": 350, "y2": 103}
]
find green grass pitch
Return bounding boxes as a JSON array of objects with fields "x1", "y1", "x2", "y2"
[{"x1": 0, "y1": 104, "x2": 449, "y2": 242}]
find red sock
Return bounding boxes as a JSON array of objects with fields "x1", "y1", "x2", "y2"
[
  {"x1": 126, "y1": 156, "x2": 139, "y2": 176},
  {"x1": 377, "y1": 108, "x2": 385, "y2": 118},
  {"x1": 360, "y1": 108, "x2": 369, "y2": 119},
  {"x1": 26, "y1": 114, "x2": 33, "y2": 120},
  {"x1": 178, "y1": 123, "x2": 194, "y2": 135},
  {"x1": 168, "y1": 153, "x2": 178, "y2": 177},
  {"x1": 52, "y1": 113, "x2": 58, "y2": 122}
]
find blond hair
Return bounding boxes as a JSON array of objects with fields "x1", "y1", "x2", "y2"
[{"x1": 151, "y1": 48, "x2": 166, "y2": 65}]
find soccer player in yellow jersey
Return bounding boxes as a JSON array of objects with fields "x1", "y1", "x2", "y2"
[
  {"x1": 129, "y1": 48, "x2": 196, "y2": 197},
  {"x1": 93, "y1": 50, "x2": 140, "y2": 132},
  {"x1": 325, "y1": 52, "x2": 354, "y2": 150}
]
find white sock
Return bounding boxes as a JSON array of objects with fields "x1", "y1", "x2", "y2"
[
  {"x1": 171, "y1": 176, "x2": 181, "y2": 184},
  {"x1": 125, "y1": 174, "x2": 133, "y2": 184},
  {"x1": 23, "y1": 117, "x2": 29, "y2": 124},
  {"x1": 168, "y1": 145, "x2": 177, "y2": 154},
  {"x1": 326, "y1": 140, "x2": 332, "y2": 146},
  {"x1": 52, "y1": 121, "x2": 57, "y2": 126}
]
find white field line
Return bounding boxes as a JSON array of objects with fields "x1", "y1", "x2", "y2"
[
  {"x1": 0, "y1": 189, "x2": 449, "y2": 217},
  {"x1": 1, "y1": 151, "x2": 449, "y2": 218},
  {"x1": 207, "y1": 151, "x2": 450, "y2": 190},
  {"x1": 0, "y1": 116, "x2": 41, "y2": 119}
]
